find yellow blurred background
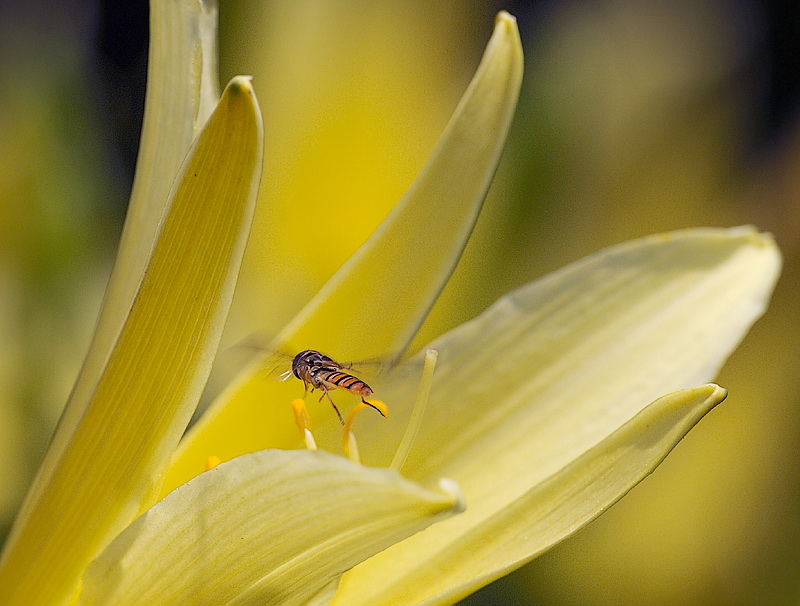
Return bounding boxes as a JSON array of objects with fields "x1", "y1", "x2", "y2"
[{"x1": 1, "y1": 1, "x2": 799, "y2": 604}]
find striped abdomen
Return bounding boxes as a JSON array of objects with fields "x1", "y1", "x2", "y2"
[{"x1": 315, "y1": 369, "x2": 373, "y2": 399}]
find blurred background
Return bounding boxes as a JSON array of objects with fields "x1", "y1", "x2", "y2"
[{"x1": 1, "y1": 0, "x2": 799, "y2": 603}]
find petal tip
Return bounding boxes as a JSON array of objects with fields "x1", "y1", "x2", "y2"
[
  {"x1": 706, "y1": 383, "x2": 728, "y2": 406},
  {"x1": 226, "y1": 75, "x2": 255, "y2": 96},
  {"x1": 726, "y1": 225, "x2": 777, "y2": 248},
  {"x1": 493, "y1": 11, "x2": 521, "y2": 48},
  {"x1": 438, "y1": 477, "x2": 466, "y2": 514},
  {"x1": 487, "y1": 10, "x2": 523, "y2": 80},
  {"x1": 495, "y1": 10, "x2": 517, "y2": 27},
  {"x1": 751, "y1": 229, "x2": 778, "y2": 250}
]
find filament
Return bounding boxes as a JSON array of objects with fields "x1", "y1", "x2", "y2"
[
  {"x1": 343, "y1": 399, "x2": 389, "y2": 463},
  {"x1": 390, "y1": 349, "x2": 437, "y2": 472},
  {"x1": 344, "y1": 430, "x2": 360, "y2": 464},
  {"x1": 291, "y1": 398, "x2": 317, "y2": 450},
  {"x1": 302, "y1": 428, "x2": 318, "y2": 451}
]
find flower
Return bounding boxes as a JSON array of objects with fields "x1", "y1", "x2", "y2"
[{"x1": 0, "y1": 3, "x2": 781, "y2": 605}]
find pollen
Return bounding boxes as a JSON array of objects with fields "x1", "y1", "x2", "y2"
[
  {"x1": 364, "y1": 399, "x2": 389, "y2": 418},
  {"x1": 205, "y1": 455, "x2": 222, "y2": 471}
]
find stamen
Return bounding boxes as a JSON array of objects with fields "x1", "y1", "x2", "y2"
[
  {"x1": 390, "y1": 349, "x2": 438, "y2": 472},
  {"x1": 205, "y1": 455, "x2": 222, "y2": 471},
  {"x1": 344, "y1": 429, "x2": 360, "y2": 464},
  {"x1": 343, "y1": 399, "x2": 389, "y2": 464},
  {"x1": 291, "y1": 398, "x2": 318, "y2": 450},
  {"x1": 302, "y1": 428, "x2": 318, "y2": 451},
  {"x1": 363, "y1": 399, "x2": 389, "y2": 418}
]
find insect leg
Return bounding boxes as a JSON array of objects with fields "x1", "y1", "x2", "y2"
[{"x1": 319, "y1": 386, "x2": 345, "y2": 425}]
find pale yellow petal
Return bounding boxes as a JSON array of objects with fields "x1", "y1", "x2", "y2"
[
  {"x1": 16, "y1": 0, "x2": 220, "y2": 536},
  {"x1": 335, "y1": 385, "x2": 727, "y2": 604},
  {"x1": 327, "y1": 227, "x2": 779, "y2": 602},
  {"x1": 351, "y1": 227, "x2": 779, "y2": 470},
  {"x1": 80, "y1": 450, "x2": 464, "y2": 606},
  {"x1": 277, "y1": 11, "x2": 523, "y2": 361},
  {"x1": 0, "y1": 77, "x2": 263, "y2": 606},
  {"x1": 162, "y1": 11, "x2": 524, "y2": 494}
]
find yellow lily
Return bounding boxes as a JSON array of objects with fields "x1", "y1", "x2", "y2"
[{"x1": 0, "y1": 3, "x2": 781, "y2": 606}]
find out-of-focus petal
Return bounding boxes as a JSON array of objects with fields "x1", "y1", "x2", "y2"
[{"x1": 278, "y1": 11, "x2": 524, "y2": 361}]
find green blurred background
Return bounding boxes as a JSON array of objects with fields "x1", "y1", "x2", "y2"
[{"x1": 1, "y1": 1, "x2": 799, "y2": 603}]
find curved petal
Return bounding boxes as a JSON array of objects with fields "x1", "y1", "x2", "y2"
[
  {"x1": 0, "y1": 77, "x2": 263, "y2": 606},
  {"x1": 277, "y1": 11, "x2": 524, "y2": 361},
  {"x1": 329, "y1": 227, "x2": 780, "y2": 603},
  {"x1": 95, "y1": 0, "x2": 221, "y2": 367},
  {"x1": 353, "y1": 227, "x2": 780, "y2": 469},
  {"x1": 162, "y1": 11, "x2": 524, "y2": 494},
  {"x1": 17, "y1": 0, "x2": 221, "y2": 537},
  {"x1": 80, "y1": 451, "x2": 463, "y2": 606},
  {"x1": 335, "y1": 385, "x2": 727, "y2": 604}
]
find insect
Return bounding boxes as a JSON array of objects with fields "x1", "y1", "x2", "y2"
[{"x1": 286, "y1": 349, "x2": 386, "y2": 424}]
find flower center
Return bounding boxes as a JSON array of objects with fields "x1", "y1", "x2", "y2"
[{"x1": 288, "y1": 349, "x2": 439, "y2": 466}]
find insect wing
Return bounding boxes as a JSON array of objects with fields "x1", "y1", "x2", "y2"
[{"x1": 257, "y1": 351, "x2": 296, "y2": 381}]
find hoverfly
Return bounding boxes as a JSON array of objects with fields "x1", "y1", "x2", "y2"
[{"x1": 283, "y1": 349, "x2": 387, "y2": 424}]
